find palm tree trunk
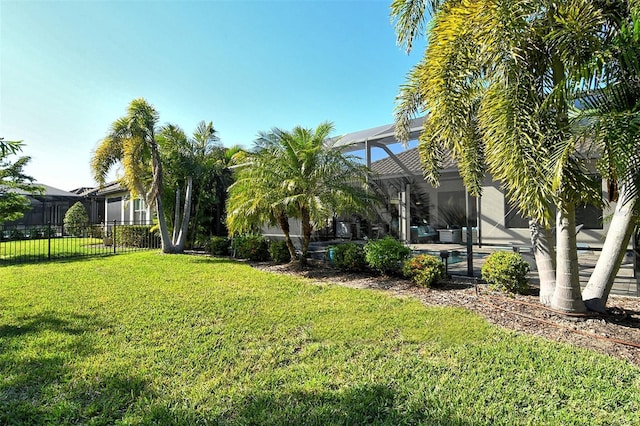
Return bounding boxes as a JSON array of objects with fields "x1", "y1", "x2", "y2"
[
  {"x1": 174, "y1": 176, "x2": 193, "y2": 252},
  {"x1": 172, "y1": 186, "x2": 181, "y2": 242},
  {"x1": 275, "y1": 211, "x2": 297, "y2": 261},
  {"x1": 551, "y1": 200, "x2": 586, "y2": 313},
  {"x1": 300, "y1": 206, "x2": 312, "y2": 266},
  {"x1": 150, "y1": 140, "x2": 175, "y2": 254},
  {"x1": 529, "y1": 219, "x2": 555, "y2": 306},
  {"x1": 582, "y1": 185, "x2": 637, "y2": 313},
  {"x1": 155, "y1": 192, "x2": 175, "y2": 253},
  {"x1": 189, "y1": 183, "x2": 202, "y2": 248}
]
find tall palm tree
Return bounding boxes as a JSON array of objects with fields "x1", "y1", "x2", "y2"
[
  {"x1": 392, "y1": 0, "x2": 622, "y2": 312},
  {"x1": 577, "y1": 9, "x2": 640, "y2": 311},
  {"x1": 227, "y1": 122, "x2": 374, "y2": 264},
  {"x1": 91, "y1": 98, "x2": 178, "y2": 253},
  {"x1": 212, "y1": 145, "x2": 244, "y2": 236}
]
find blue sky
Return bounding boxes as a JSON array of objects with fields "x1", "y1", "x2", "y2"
[{"x1": 1, "y1": 0, "x2": 425, "y2": 190}]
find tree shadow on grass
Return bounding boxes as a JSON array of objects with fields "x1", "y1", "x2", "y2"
[
  {"x1": 141, "y1": 384, "x2": 473, "y2": 425},
  {"x1": 0, "y1": 312, "x2": 153, "y2": 425}
]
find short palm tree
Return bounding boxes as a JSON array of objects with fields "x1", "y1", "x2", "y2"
[{"x1": 227, "y1": 121, "x2": 373, "y2": 264}]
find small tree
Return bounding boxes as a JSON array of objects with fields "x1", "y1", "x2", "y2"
[
  {"x1": 0, "y1": 140, "x2": 40, "y2": 224},
  {"x1": 226, "y1": 122, "x2": 373, "y2": 265},
  {"x1": 64, "y1": 202, "x2": 89, "y2": 237}
]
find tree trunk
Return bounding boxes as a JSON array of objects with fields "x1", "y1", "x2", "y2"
[
  {"x1": 156, "y1": 192, "x2": 175, "y2": 253},
  {"x1": 172, "y1": 186, "x2": 181, "y2": 242},
  {"x1": 275, "y1": 211, "x2": 297, "y2": 261},
  {"x1": 300, "y1": 206, "x2": 312, "y2": 266},
  {"x1": 582, "y1": 185, "x2": 637, "y2": 313},
  {"x1": 173, "y1": 176, "x2": 193, "y2": 252},
  {"x1": 529, "y1": 219, "x2": 556, "y2": 306},
  {"x1": 150, "y1": 140, "x2": 176, "y2": 254},
  {"x1": 551, "y1": 200, "x2": 586, "y2": 313},
  {"x1": 188, "y1": 183, "x2": 202, "y2": 249}
]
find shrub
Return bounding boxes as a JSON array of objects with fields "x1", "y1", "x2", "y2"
[
  {"x1": 481, "y1": 251, "x2": 530, "y2": 294},
  {"x1": 209, "y1": 236, "x2": 230, "y2": 256},
  {"x1": 64, "y1": 202, "x2": 89, "y2": 237},
  {"x1": 402, "y1": 254, "x2": 445, "y2": 287},
  {"x1": 329, "y1": 242, "x2": 367, "y2": 272},
  {"x1": 117, "y1": 225, "x2": 158, "y2": 248},
  {"x1": 8, "y1": 229, "x2": 25, "y2": 240},
  {"x1": 364, "y1": 236, "x2": 411, "y2": 276},
  {"x1": 87, "y1": 224, "x2": 104, "y2": 239},
  {"x1": 269, "y1": 240, "x2": 292, "y2": 264},
  {"x1": 231, "y1": 234, "x2": 270, "y2": 261}
]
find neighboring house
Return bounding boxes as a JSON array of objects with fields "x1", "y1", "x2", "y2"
[
  {"x1": 87, "y1": 182, "x2": 153, "y2": 225},
  {"x1": 4, "y1": 184, "x2": 83, "y2": 227}
]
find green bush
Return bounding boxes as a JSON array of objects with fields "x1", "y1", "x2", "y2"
[
  {"x1": 231, "y1": 234, "x2": 270, "y2": 261},
  {"x1": 87, "y1": 224, "x2": 104, "y2": 239},
  {"x1": 29, "y1": 226, "x2": 57, "y2": 239},
  {"x1": 209, "y1": 236, "x2": 230, "y2": 256},
  {"x1": 364, "y1": 237, "x2": 411, "y2": 276},
  {"x1": 9, "y1": 229, "x2": 25, "y2": 240},
  {"x1": 481, "y1": 251, "x2": 530, "y2": 294},
  {"x1": 329, "y1": 242, "x2": 367, "y2": 272},
  {"x1": 63, "y1": 202, "x2": 89, "y2": 237},
  {"x1": 117, "y1": 225, "x2": 158, "y2": 248},
  {"x1": 403, "y1": 254, "x2": 446, "y2": 287},
  {"x1": 269, "y1": 240, "x2": 292, "y2": 264}
]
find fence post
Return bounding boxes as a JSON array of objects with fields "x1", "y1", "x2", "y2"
[
  {"x1": 47, "y1": 222, "x2": 52, "y2": 260},
  {"x1": 113, "y1": 220, "x2": 117, "y2": 254}
]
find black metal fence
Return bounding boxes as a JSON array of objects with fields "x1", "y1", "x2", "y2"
[{"x1": 0, "y1": 221, "x2": 161, "y2": 265}]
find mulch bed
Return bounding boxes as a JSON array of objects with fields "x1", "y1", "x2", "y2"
[{"x1": 251, "y1": 260, "x2": 640, "y2": 366}]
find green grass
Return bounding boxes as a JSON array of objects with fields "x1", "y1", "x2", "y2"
[{"x1": 0, "y1": 252, "x2": 638, "y2": 425}]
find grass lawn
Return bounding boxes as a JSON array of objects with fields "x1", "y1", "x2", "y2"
[{"x1": 0, "y1": 251, "x2": 638, "y2": 425}]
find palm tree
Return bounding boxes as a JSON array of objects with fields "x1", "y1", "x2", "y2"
[
  {"x1": 212, "y1": 145, "x2": 244, "y2": 236},
  {"x1": 156, "y1": 123, "x2": 197, "y2": 251},
  {"x1": 392, "y1": 0, "x2": 625, "y2": 312},
  {"x1": 91, "y1": 98, "x2": 179, "y2": 253},
  {"x1": 0, "y1": 138, "x2": 23, "y2": 156},
  {"x1": 577, "y1": 10, "x2": 640, "y2": 311},
  {"x1": 227, "y1": 122, "x2": 373, "y2": 264}
]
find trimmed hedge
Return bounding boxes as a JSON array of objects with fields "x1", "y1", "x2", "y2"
[
  {"x1": 328, "y1": 242, "x2": 367, "y2": 272},
  {"x1": 63, "y1": 202, "x2": 89, "y2": 237},
  {"x1": 403, "y1": 254, "x2": 445, "y2": 287},
  {"x1": 269, "y1": 240, "x2": 292, "y2": 264},
  {"x1": 231, "y1": 234, "x2": 270, "y2": 261},
  {"x1": 117, "y1": 225, "x2": 158, "y2": 248},
  {"x1": 364, "y1": 237, "x2": 411, "y2": 276},
  {"x1": 209, "y1": 236, "x2": 230, "y2": 256},
  {"x1": 481, "y1": 251, "x2": 530, "y2": 294}
]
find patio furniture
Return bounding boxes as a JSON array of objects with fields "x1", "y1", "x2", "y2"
[
  {"x1": 437, "y1": 228, "x2": 462, "y2": 243},
  {"x1": 411, "y1": 225, "x2": 438, "y2": 243}
]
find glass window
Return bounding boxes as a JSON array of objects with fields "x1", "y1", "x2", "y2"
[{"x1": 133, "y1": 199, "x2": 147, "y2": 224}]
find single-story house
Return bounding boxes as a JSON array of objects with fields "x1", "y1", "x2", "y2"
[
  {"x1": 264, "y1": 117, "x2": 614, "y2": 249},
  {"x1": 81, "y1": 182, "x2": 153, "y2": 225},
  {"x1": 3, "y1": 184, "x2": 83, "y2": 227}
]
